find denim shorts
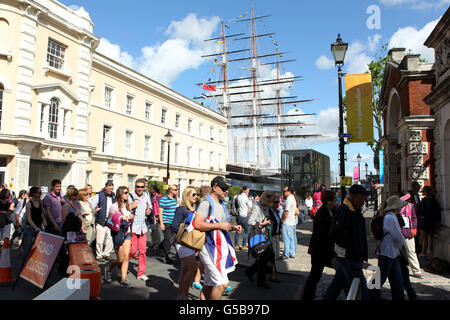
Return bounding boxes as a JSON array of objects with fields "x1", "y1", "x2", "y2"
[{"x1": 125, "y1": 233, "x2": 132, "y2": 241}]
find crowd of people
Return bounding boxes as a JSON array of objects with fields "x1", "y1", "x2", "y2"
[{"x1": 0, "y1": 177, "x2": 442, "y2": 300}]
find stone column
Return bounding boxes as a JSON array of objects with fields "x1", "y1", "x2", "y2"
[{"x1": 14, "y1": 142, "x2": 36, "y2": 192}]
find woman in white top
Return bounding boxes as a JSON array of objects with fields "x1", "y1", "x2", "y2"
[
  {"x1": 105, "y1": 186, "x2": 134, "y2": 288},
  {"x1": 78, "y1": 188, "x2": 97, "y2": 245},
  {"x1": 11, "y1": 190, "x2": 28, "y2": 247},
  {"x1": 376, "y1": 195, "x2": 408, "y2": 300}
]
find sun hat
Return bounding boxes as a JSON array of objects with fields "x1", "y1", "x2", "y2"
[{"x1": 385, "y1": 195, "x2": 408, "y2": 212}]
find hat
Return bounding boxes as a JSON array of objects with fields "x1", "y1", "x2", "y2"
[
  {"x1": 400, "y1": 194, "x2": 411, "y2": 201},
  {"x1": 385, "y1": 195, "x2": 408, "y2": 212},
  {"x1": 211, "y1": 176, "x2": 229, "y2": 191},
  {"x1": 349, "y1": 184, "x2": 369, "y2": 196}
]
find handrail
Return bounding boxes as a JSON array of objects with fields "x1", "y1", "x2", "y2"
[{"x1": 346, "y1": 278, "x2": 361, "y2": 300}]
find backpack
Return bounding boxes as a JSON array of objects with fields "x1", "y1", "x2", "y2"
[
  {"x1": 234, "y1": 196, "x2": 240, "y2": 212},
  {"x1": 248, "y1": 224, "x2": 270, "y2": 258},
  {"x1": 370, "y1": 214, "x2": 385, "y2": 241},
  {"x1": 230, "y1": 196, "x2": 237, "y2": 216}
]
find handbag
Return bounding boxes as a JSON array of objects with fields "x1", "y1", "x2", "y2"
[{"x1": 175, "y1": 219, "x2": 205, "y2": 251}]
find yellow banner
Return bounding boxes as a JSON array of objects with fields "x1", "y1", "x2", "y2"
[
  {"x1": 345, "y1": 73, "x2": 374, "y2": 143},
  {"x1": 341, "y1": 176, "x2": 353, "y2": 187}
]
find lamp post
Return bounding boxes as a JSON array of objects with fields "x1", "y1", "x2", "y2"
[
  {"x1": 357, "y1": 153, "x2": 362, "y2": 184},
  {"x1": 165, "y1": 130, "x2": 173, "y2": 183},
  {"x1": 331, "y1": 34, "x2": 348, "y2": 199},
  {"x1": 365, "y1": 163, "x2": 369, "y2": 184}
]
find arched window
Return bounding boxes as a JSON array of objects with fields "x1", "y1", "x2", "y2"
[
  {"x1": 0, "y1": 83, "x2": 4, "y2": 131},
  {"x1": 48, "y1": 98, "x2": 59, "y2": 139}
]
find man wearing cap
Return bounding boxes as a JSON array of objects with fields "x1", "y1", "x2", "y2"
[
  {"x1": 324, "y1": 184, "x2": 369, "y2": 300},
  {"x1": 193, "y1": 176, "x2": 242, "y2": 300}
]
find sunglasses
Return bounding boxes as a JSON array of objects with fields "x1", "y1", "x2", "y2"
[
  {"x1": 192, "y1": 193, "x2": 197, "y2": 197},
  {"x1": 135, "y1": 186, "x2": 145, "y2": 189},
  {"x1": 171, "y1": 189, "x2": 179, "y2": 191},
  {"x1": 123, "y1": 191, "x2": 129, "y2": 195}
]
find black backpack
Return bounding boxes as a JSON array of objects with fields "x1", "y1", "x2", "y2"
[
  {"x1": 248, "y1": 224, "x2": 270, "y2": 258},
  {"x1": 370, "y1": 214, "x2": 385, "y2": 241},
  {"x1": 234, "y1": 196, "x2": 240, "y2": 212}
]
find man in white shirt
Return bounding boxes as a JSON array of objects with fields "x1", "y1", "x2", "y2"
[
  {"x1": 234, "y1": 186, "x2": 252, "y2": 251},
  {"x1": 281, "y1": 186, "x2": 298, "y2": 259}
]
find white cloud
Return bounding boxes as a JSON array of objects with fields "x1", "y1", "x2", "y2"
[
  {"x1": 68, "y1": 5, "x2": 91, "y2": 20},
  {"x1": 345, "y1": 41, "x2": 372, "y2": 74},
  {"x1": 379, "y1": 0, "x2": 449, "y2": 8},
  {"x1": 389, "y1": 18, "x2": 440, "y2": 62},
  {"x1": 315, "y1": 55, "x2": 334, "y2": 70},
  {"x1": 96, "y1": 13, "x2": 221, "y2": 86},
  {"x1": 368, "y1": 34, "x2": 383, "y2": 53},
  {"x1": 351, "y1": 153, "x2": 372, "y2": 163}
]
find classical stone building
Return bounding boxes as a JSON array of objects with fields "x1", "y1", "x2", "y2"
[
  {"x1": 423, "y1": 7, "x2": 450, "y2": 262},
  {"x1": 0, "y1": 0, "x2": 227, "y2": 193},
  {"x1": 379, "y1": 48, "x2": 435, "y2": 196}
]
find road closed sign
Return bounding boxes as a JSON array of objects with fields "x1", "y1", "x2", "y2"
[{"x1": 20, "y1": 232, "x2": 64, "y2": 289}]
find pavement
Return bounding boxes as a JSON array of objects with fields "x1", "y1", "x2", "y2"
[{"x1": 1, "y1": 204, "x2": 449, "y2": 300}]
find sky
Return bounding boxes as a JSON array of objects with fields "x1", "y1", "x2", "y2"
[{"x1": 61, "y1": 0, "x2": 449, "y2": 181}]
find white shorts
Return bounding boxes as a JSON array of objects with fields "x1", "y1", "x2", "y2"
[
  {"x1": 175, "y1": 243, "x2": 196, "y2": 259},
  {"x1": 199, "y1": 246, "x2": 229, "y2": 287}
]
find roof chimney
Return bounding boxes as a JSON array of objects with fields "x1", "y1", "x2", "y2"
[{"x1": 388, "y1": 48, "x2": 406, "y2": 63}]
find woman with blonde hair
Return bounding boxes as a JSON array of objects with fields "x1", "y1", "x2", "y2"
[
  {"x1": 78, "y1": 188, "x2": 96, "y2": 244},
  {"x1": 104, "y1": 186, "x2": 134, "y2": 287},
  {"x1": 171, "y1": 186, "x2": 199, "y2": 300}
]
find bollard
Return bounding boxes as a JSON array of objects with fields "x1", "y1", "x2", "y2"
[{"x1": 68, "y1": 242, "x2": 101, "y2": 300}]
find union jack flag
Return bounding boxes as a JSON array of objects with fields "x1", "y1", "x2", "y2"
[{"x1": 205, "y1": 216, "x2": 238, "y2": 275}]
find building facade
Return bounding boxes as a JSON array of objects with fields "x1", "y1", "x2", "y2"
[
  {"x1": 379, "y1": 48, "x2": 435, "y2": 196},
  {"x1": 281, "y1": 149, "x2": 330, "y2": 198},
  {"x1": 0, "y1": 0, "x2": 227, "y2": 193},
  {"x1": 423, "y1": 8, "x2": 450, "y2": 262}
]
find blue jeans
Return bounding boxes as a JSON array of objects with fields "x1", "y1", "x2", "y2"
[
  {"x1": 20, "y1": 225, "x2": 37, "y2": 269},
  {"x1": 282, "y1": 224, "x2": 297, "y2": 258},
  {"x1": 324, "y1": 257, "x2": 369, "y2": 300},
  {"x1": 234, "y1": 215, "x2": 249, "y2": 247},
  {"x1": 378, "y1": 255, "x2": 405, "y2": 300}
]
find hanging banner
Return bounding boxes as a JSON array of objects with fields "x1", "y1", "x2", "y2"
[
  {"x1": 353, "y1": 167, "x2": 360, "y2": 181},
  {"x1": 379, "y1": 150, "x2": 384, "y2": 185},
  {"x1": 340, "y1": 176, "x2": 353, "y2": 186},
  {"x1": 345, "y1": 73, "x2": 374, "y2": 143},
  {"x1": 20, "y1": 232, "x2": 64, "y2": 289}
]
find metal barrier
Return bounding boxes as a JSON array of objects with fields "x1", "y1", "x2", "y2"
[{"x1": 346, "y1": 278, "x2": 361, "y2": 300}]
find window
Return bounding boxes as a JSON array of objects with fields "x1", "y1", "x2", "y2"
[
  {"x1": 126, "y1": 95, "x2": 134, "y2": 115},
  {"x1": 145, "y1": 102, "x2": 152, "y2": 121},
  {"x1": 0, "y1": 84, "x2": 3, "y2": 131},
  {"x1": 47, "y1": 39, "x2": 66, "y2": 70},
  {"x1": 63, "y1": 110, "x2": 70, "y2": 137},
  {"x1": 104, "y1": 86, "x2": 113, "y2": 108},
  {"x1": 160, "y1": 139, "x2": 166, "y2": 162},
  {"x1": 102, "y1": 125, "x2": 112, "y2": 153},
  {"x1": 174, "y1": 143, "x2": 180, "y2": 164},
  {"x1": 187, "y1": 146, "x2": 192, "y2": 166},
  {"x1": 218, "y1": 153, "x2": 222, "y2": 170},
  {"x1": 219, "y1": 129, "x2": 223, "y2": 143},
  {"x1": 125, "y1": 130, "x2": 133, "y2": 156},
  {"x1": 175, "y1": 114, "x2": 181, "y2": 128},
  {"x1": 48, "y1": 98, "x2": 59, "y2": 139},
  {"x1": 210, "y1": 126, "x2": 214, "y2": 140},
  {"x1": 199, "y1": 122, "x2": 203, "y2": 136},
  {"x1": 189, "y1": 179, "x2": 195, "y2": 186},
  {"x1": 128, "y1": 175, "x2": 137, "y2": 189},
  {"x1": 188, "y1": 118, "x2": 193, "y2": 133},
  {"x1": 39, "y1": 104, "x2": 45, "y2": 133},
  {"x1": 209, "y1": 151, "x2": 214, "y2": 169},
  {"x1": 161, "y1": 108, "x2": 167, "y2": 124},
  {"x1": 107, "y1": 173, "x2": 114, "y2": 181},
  {"x1": 198, "y1": 149, "x2": 203, "y2": 168},
  {"x1": 144, "y1": 135, "x2": 151, "y2": 160}
]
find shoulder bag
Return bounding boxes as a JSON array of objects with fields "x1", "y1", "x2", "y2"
[{"x1": 176, "y1": 211, "x2": 206, "y2": 251}]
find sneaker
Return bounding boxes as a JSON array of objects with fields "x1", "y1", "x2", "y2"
[
  {"x1": 241, "y1": 246, "x2": 249, "y2": 251},
  {"x1": 234, "y1": 245, "x2": 241, "y2": 251},
  {"x1": 119, "y1": 280, "x2": 133, "y2": 288},
  {"x1": 137, "y1": 275, "x2": 149, "y2": 281},
  {"x1": 104, "y1": 269, "x2": 112, "y2": 283},
  {"x1": 192, "y1": 282, "x2": 203, "y2": 290},
  {"x1": 224, "y1": 286, "x2": 233, "y2": 293},
  {"x1": 413, "y1": 273, "x2": 424, "y2": 279}
]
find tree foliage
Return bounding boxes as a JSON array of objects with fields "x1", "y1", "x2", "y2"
[
  {"x1": 367, "y1": 43, "x2": 389, "y2": 171},
  {"x1": 147, "y1": 180, "x2": 167, "y2": 196}
]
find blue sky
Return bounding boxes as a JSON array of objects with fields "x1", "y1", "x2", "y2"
[{"x1": 61, "y1": 0, "x2": 448, "y2": 180}]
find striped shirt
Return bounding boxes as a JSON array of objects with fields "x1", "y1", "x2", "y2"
[{"x1": 159, "y1": 195, "x2": 177, "y2": 225}]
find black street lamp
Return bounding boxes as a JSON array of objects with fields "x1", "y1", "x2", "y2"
[
  {"x1": 365, "y1": 162, "x2": 369, "y2": 184},
  {"x1": 331, "y1": 34, "x2": 348, "y2": 199},
  {"x1": 165, "y1": 130, "x2": 173, "y2": 183}
]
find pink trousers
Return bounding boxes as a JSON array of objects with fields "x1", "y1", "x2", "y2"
[{"x1": 130, "y1": 233, "x2": 147, "y2": 277}]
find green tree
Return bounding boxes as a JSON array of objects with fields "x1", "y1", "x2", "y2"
[
  {"x1": 367, "y1": 43, "x2": 389, "y2": 171},
  {"x1": 147, "y1": 180, "x2": 167, "y2": 196},
  {"x1": 228, "y1": 186, "x2": 242, "y2": 199}
]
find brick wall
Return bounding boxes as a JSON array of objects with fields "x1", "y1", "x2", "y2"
[{"x1": 408, "y1": 79, "x2": 434, "y2": 115}]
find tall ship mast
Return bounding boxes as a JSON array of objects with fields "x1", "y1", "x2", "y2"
[{"x1": 195, "y1": 8, "x2": 322, "y2": 176}]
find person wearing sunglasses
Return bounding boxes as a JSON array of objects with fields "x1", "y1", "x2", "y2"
[
  {"x1": 128, "y1": 179, "x2": 152, "y2": 281},
  {"x1": 158, "y1": 185, "x2": 179, "y2": 264}
]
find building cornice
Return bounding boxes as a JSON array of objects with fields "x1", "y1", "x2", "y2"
[
  {"x1": 424, "y1": 7, "x2": 450, "y2": 48},
  {"x1": 0, "y1": 134, "x2": 96, "y2": 152},
  {"x1": 92, "y1": 53, "x2": 228, "y2": 125}
]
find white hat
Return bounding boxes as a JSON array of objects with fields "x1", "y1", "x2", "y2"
[{"x1": 384, "y1": 195, "x2": 408, "y2": 212}]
